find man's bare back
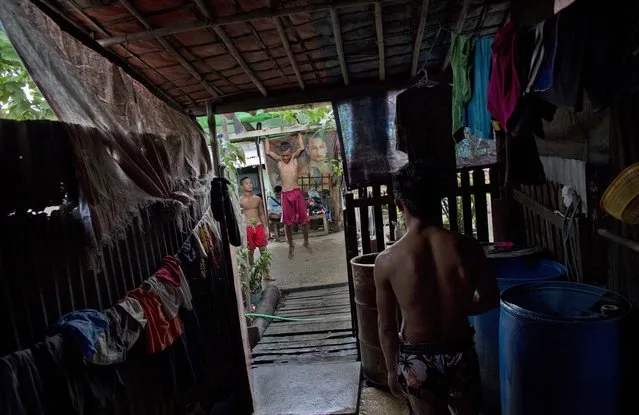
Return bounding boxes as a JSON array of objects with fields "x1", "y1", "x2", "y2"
[
  {"x1": 376, "y1": 226, "x2": 489, "y2": 344},
  {"x1": 375, "y1": 162, "x2": 499, "y2": 415}
]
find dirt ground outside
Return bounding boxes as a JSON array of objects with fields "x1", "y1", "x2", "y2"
[{"x1": 263, "y1": 231, "x2": 349, "y2": 291}]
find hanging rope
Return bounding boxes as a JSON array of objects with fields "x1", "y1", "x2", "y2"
[{"x1": 560, "y1": 188, "x2": 582, "y2": 282}]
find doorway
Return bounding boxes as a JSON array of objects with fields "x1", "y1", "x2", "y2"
[{"x1": 250, "y1": 232, "x2": 361, "y2": 415}]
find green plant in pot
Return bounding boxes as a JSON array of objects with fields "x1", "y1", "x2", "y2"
[{"x1": 238, "y1": 248, "x2": 273, "y2": 308}]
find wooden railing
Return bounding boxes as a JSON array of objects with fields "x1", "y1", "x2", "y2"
[{"x1": 513, "y1": 182, "x2": 585, "y2": 282}]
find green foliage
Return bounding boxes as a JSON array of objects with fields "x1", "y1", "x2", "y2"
[
  {"x1": 238, "y1": 248, "x2": 273, "y2": 294},
  {"x1": 327, "y1": 158, "x2": 344, "y2": 177},
  {"x1": 0, "y1": 31, "x2": 55, "y2": 121},
  {"x1": 218, "y1": 139, "x2": 246, "y2": 177},
  {"x1": 275, "y1": 105, "x2": 335, "y2": 129}
]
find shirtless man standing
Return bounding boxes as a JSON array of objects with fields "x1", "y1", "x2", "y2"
[
  {"x1": 265, "y1": 133, "x2": 312, "y2": 260},
  {"x1": 375, "y1": 163, "x2": 499, "y2": 415},
  {"x1": 239, "y1": 177, "x2": 271, "y2": 275}
]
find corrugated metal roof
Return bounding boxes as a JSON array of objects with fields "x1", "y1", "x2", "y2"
[{"x1": 239, "y1": 141, "x2": 266, "y2": 167}]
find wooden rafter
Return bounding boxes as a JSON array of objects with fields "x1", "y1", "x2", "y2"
[
  {"x1": 98, "y1": 0, "x2": 377, "y2": 47},
  {"x1": 329, "y1": 7, "x2": 349, "y2": 86},
  {"x1": 274, "y1": 17, "x2": 305, "y2": 90},
  {"x1": 228, "y1": 0, "x2": 290, "y2": 84},
  {"x1": 285, "y1": 15, "x2": 322, "y2": 82},
  {"x1": 191, "y1": 0, "x2": 268, "y2": 97},
  {"x1": 374, "y1": 3, "x2": 385, "y2": 81},
  {"x1": 191, "y1": 75, "x2": 414, "y2": 114},
  {"x1": 440, "y1": 0, "x2": 474, "y2": 72},
  {"x1": 212, "y1": 26, "x2": 268, "y2": 97},
  {"x1": 118, "y1": 0, "x2": 221, "y2": 98},
  {"x1": 411, "y1": 0, "x2": 431, "y2": 77}
]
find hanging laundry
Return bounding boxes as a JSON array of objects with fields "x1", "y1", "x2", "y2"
[
  {"x1": 532, "y1": 2, "x2": 586, "y2": 111},
  {"x1": 144, "y1": 274, "x2": 193, "y2": 320},
  {"x1": 29, "y1": 335, "x2": 123, "y2": 415},
  {"x1": 126, "y1": 288, "x2": 183, "y2": 354},
  {"x1": 451, "y1": 34, "x2": 476, "y2": 139},
  {"x1": 147, "y1": 256, "x2": 194, "y2": 318},
  {"x1": 204, "y1": 214, "x2": 222, "y2": 267},
  {"x1": 487, "y1": 21, "x2": 520, "y2": 132},
  {"x1": 0, "y1": 348, "x2": 44, "y2": 415},
  {"x1": 526, "y1": 15, "x2": 560, "y2": 94},
  {"x1": 153, "y1": 255, "x2": 183, "y2": 286},
  {"x1": 395, "y1": 84, "x2": 457, "y2": 190},
  {"x1": 177, "y1": 233, "x2": 203, "y2": 282},
  {"x1": 116, "y1": 297, "x2": 147, "y2": 328},
  {"x1": 465, "y1": 37, "x2": 494, "y2": 141},
  {"x1": 212, "y1": 177, "x2": 242, "y2": 247},
  {"x1": 86, "y1": 307, "x2": 142, "y2": 366},
  {"x1": 52, "y1": 310, "x2": 108, "y2": 357}
]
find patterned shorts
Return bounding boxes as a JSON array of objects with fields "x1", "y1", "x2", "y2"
[{"x1": 397, "y1": 340, "x2": 480, "y2": 406}]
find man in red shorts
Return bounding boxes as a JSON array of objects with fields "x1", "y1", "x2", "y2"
[
  {"x1": 239, "y1": 177, "x2": 273, "y2": 280},
  {"x1": 265, "y1": 134, "x2": 312, "y2": 260}
]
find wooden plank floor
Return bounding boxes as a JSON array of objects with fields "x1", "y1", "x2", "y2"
[{"x1": 252, "y1": 284, "x2": 358, "y2": 367}]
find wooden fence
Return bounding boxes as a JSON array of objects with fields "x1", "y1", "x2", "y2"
[
  {"x1": 298, "y1": 173, "x2": 332, "y2": 193},
  {"x1": 512, "y1": 182, "x2": 585, "y2": 282},
  {"x1": 0, "y1": 120, "x2": 252, "y2": 413}
]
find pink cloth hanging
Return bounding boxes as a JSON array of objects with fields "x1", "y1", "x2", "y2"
[{"x1": 487, "y1": 21, "x2": 520, "y2": 132}]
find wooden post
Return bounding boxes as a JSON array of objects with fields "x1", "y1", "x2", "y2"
[
  {"x1": 206, "y1": 101, "x2": 221, "y2": 175},
  {"x1": 343, "y1": 192, "x2": 360, "y2": 359},
  {"x1": 254, "y1": 130, "x2": 269, "y2": 228}
]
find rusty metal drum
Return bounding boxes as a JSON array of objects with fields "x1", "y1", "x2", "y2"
[{"x1": 350, "y1": 253, "x2": 387, "y2": 386}]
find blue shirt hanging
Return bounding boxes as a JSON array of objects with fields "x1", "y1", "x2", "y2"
[
  {"x1": 466, "y1": 37, "x2": 494, "y2": 141},
  {"x1": 53, "y1": 309, "x2": 108, "y2": 357}
]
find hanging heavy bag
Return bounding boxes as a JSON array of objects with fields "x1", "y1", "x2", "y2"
[{"x1": 211, "y1": 177, "x2": 242, "y2": 247}]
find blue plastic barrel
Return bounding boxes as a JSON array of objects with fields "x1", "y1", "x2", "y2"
[
  {"x1": 500, "y1": 281, "x2": 631, "y2": 415},
  {"x1": 471, "y1": 257, "x2": 566, "y2": 415}
]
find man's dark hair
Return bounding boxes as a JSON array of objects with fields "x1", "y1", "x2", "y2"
[
  {"x1": 392, "y1": 162, "x2": 444, "y2": 220},
  {"x1": 279, "y1": 141, "x2": 292, "y2": 152},
  {"x1": 239, "y1": 176, "x2": 251, "y2": 185},
  {"x1": 273, "y1": 185, "x2": 282, "y2": 193}
]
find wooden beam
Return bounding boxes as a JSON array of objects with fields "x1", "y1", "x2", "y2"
[
  {"x1": 254, "y1": 138, "x2": 270, "y2": 218},
  {"x1": 229, "y1": 125, "x2": 321, "y2": 142},
  {"x1": 374, "y1": 3, "x2": 385, "y2": 81},
  {"x1": 411, "y1": 0, "x2": 431, "y2": 77},
  {"x1": 213, "y1": 26, "x2": 268, "y2": 97},
  {"x1": 190, "y1": 75, "x2": 414, "y2": 114},
  {"x1": 440, "y1": 0, "x2": 473, "y2": 72},
  {"x1": 598, "y1": 229, "x2": 639, "y2": 253},
  {"x1": 118, "y1": 0, "x2": 221, "y2": 98},
  {"x1": 274, "y1": 17, "x2": 305, "y2": 90},
  {"x1": 329, "y1": 7, "x2": 349, "y2": 86},
  {"x1": 193, "y1": 0, "x2": 212, "y2": 18},
  {"x1": 227, "y1": 0, "x2": 291, "y2": 84},
  {"x1": 98, "y1": 0, "x2": 377, "y2": 47},
  {"x1": 512, "y1": 189, "x2": 564, "y2": 228}
]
